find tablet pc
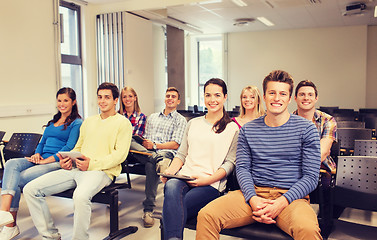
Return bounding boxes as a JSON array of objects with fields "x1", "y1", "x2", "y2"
[
  {"x1": 158, "y1": 173, "x2": 195, "y2": 181},
  {"x1": 58, "y1": 151, "x2": 84, "y2": 161},
  {"x1": 132, "y1": 135, "x2": 145, "y2": 144}
]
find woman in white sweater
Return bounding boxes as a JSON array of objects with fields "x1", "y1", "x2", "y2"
[{"x1": 160, "y1": 78, "x2": 239, "y2": 240}]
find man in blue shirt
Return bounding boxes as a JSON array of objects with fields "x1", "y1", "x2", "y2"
[
  {"x1": 131, "y1": 87, "x2": 187, "y2": 228},
  {"x1": 196, "y1": 70, "x2": 322, "y2": 240}
]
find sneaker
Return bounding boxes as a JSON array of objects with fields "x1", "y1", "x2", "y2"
[
  {"x1": 0, "y1": 211, "x2": 14, "y2": 228},
  {"x1": 142, "y1": 212, "x2": 155, "y2": 228},
  {"x1": 0, "y1": 226, "x2": 20, "y2": 240},
  {"x1": 156, "y1": 158, "x2": 171, "y2": 174}
]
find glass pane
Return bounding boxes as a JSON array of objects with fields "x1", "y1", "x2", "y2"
[
  {"x1": 198, "y1": 39, "x2": 223, "y2": 107},
  {"x1": 198, "y1": 40, "x2": 223, "y2": 85},
  {"x1": 199, "y1": 85, "x2": 204, "y2": 107},
  {"x1": 59, "y1": 6, "x2": 79, "y2": 56},
  {"x1": 61, "y1": 63, "x2": 84, "y2": 116}
]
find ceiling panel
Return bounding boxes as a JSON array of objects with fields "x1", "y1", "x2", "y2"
[{"x1": 88, "y1": 0, "x2": 377, "y2": 33}]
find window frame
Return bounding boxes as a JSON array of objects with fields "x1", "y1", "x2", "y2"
[
  {"x1": 196, "y1": 35, "x2": 224, "y2": 107},
  {"x1": 60, "y1": 0, "x2": 82, "y2": 66}
]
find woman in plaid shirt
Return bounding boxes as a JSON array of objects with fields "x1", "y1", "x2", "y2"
[{"x1": 119, "y1": 86, "x2": 147, "y2": 137}]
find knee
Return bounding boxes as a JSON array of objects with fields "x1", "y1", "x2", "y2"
[
  {"x1": 23, "y1": 182, "x2": 40, "y2": 198},
  {"x1": 4, "y1": 158, "x2": 20, "y2": 169},
  {"x1": 197, "y1": 205, "x2": 218, "y2": 226},
  {"x1": 293, "y1": 222, "x2": 321, "y2": 239},
  {"x1": 164, "y1": 179, "x2": 181, "y2": 196},
  {"x1": 72, "y1": 191, "x2": 91, "y2": 206}
]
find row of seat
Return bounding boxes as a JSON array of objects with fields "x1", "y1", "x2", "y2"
[
  {"x1": 0, "y1": 132, "x2": 138, "y2": 240},
  {"x1": 2, "y1": 132, "x2": 377, "y2": 240},
  {"x1": 157, "y1": 156, "x2": 377, "y2": 240},
  {"x1": 319, "y1": 107, "x2": 377, "y2": 122}
]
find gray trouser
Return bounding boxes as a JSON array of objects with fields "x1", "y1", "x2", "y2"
[{"x1": 130, "y1": 140, "x2": 174, "y2": 212}]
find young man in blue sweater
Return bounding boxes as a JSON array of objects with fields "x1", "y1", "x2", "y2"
[{"x1": 196, "y1": 70, "x2": 322, "y2": 240}]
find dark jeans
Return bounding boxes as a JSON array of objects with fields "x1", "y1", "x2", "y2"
[{"x1": 162, "y1": 178, "x2": 220, "y2": 239}]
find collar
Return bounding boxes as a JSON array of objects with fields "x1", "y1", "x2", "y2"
[
  {"x1": 159, "y1": 109, "x2": 176, "y2": 117},
  {"x1": 313, "y1": 110, "x2": 321, "y2": 123},
  {"x1": 130, "y1": 111, "x2": 138, "y2": 117},
  {"x1": 293, "y1": 109, "x2": 320, "y2": 123}
]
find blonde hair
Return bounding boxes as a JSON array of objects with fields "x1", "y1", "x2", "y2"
[
  {"x1": 239, "y1": 85, "x2": 265, "y2": 118},
  {"x1": 119, "y1": 86, "x2": 141, "y2": 114}
]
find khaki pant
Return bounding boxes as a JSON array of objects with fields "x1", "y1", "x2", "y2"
[{"x1": 196, "y1": 188, "x2": 322, "y2": 240}]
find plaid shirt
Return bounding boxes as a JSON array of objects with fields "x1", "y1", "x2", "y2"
[
  {"x1": 124, "y1": 111, "x2": 147, "y2": 137},
  {"x1": 144, "y1": 110, "x2": 187, "y2": 154},
  {"x1": 293, "y1": 109, "x2": 337, "y2": 141}
]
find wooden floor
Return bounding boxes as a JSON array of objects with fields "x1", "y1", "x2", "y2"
[{"x1": 1, "y1": 174, "x2": 376, "y2": 240}]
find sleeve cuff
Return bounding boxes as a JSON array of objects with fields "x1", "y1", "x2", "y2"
[
  {"x1": 221, "y1": 162, "x2": 234, "y2": 176},
  {"x1": 282, "y1": 192, "x2": 294, "y2": 203}
]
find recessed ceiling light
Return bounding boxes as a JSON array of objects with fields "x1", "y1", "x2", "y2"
[
  {"x1": 231, "y1": 0, "x2": 247, "y2": 7},
  {"x1": 257, "y1": 17, "x2": 274, "y2": 26},
  {"x1": 199, "y1": 0, "x2": 222, "y2": 4}
]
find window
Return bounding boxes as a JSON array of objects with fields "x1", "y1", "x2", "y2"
[
  {"x1": 197, "y1": 36, "x2": 223, "y2": 107},
  {"x1": 59, "y1": 1, "x2": 84, "y2": 115}
]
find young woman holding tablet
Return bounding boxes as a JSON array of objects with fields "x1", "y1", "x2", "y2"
[
  {"x1": 161, "y1": 78, "x2": 239, "y2": 240},
  {"x1": 0, "y1": 87, "x2": 82, "y2": 239}
]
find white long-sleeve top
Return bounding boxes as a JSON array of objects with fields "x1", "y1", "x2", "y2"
[{"x1": 176, "y1": 116, "x2": 239, "y2": 192}]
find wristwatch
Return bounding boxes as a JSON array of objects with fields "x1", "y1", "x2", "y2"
[{"x1": 152, "y1": 142, "x2": 157, "y2": 150}]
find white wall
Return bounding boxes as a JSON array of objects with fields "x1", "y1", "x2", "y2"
[
  {"x1": 124, "y1": 13, "x2": 155, "y2": 116},
  {"x1": 1, "y1": 0, "x2": 376, "y2": 141},
  {"x1": 83, "y1": 0, "x2": 200, "y2": 117},
  {"x1": 0, "y1": 0, "x2": 57, "y2": 139},
  {"x1": 226, "y1": 25, "x2": 368, "y2": 112},
  {"x1": 366, "y1": 26, "x2": 377, "y2": 108},
  {"x1": 153, "y1": 24, "x2": 168, "y2": 113}
]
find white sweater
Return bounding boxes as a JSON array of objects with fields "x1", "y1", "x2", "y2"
[{"x1": 176, "y1": 116, "x2": 239, "y2": 192}]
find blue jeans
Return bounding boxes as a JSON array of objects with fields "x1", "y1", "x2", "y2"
[
  {"x1": 162, "y1": 178, "x2": 220, "y2": 239},
  {"x1": 1, "y1": 158, "x2": 61, "y2": 211},
  {"x1": 23, "y1": 168, "x2": 112, "y2": 240},
  {"x1": 130, "y1": 140, "x2": 174, "y2": 212}
]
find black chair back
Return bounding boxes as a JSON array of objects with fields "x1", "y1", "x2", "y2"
[
  {"x1": 3, "y1": 133, "x2": 42, "y2": 160},
  {"x1": 358, "y1": 109, "x2": 377, "y2": 122},
  {"x1": 0, "y1": 131, "x2": 6, "y2": 169},
  {"x1": 0, "y1": 131, "x2": 5, "y2": 142},
  {"x1": 193, "y1": 105, "x2": 199, "y2": 113},
  {"x1": 337, "y1": 121, "x2": 365, "y2": 128},
  {"x1": 225, "y1": 169, "x2": 240, "y2": 192},
  {"x1": 319, "y1": 106, "x2": 339, "y2": 115},
  {"x1": 334, "y1": 156, "x2": 377, "y2": 211},
  {"x1": 330, "y1": 141, "x2": 340, "y2": 159},
  {"x1": 323, "y1": 156, "x2": 377, "y2": 240},
  {"x1": 333, "y1": 108, "x2": 355, "y2": 116},
  {"x1": 337, "y1": 128, "x2": 372, "y2": 150},
  {"x1": 354, "y1": 140, "x2": 377, "y2": 156},
  {"x1": 365, "y1": 117, "x2": 377, "y2": 129}
]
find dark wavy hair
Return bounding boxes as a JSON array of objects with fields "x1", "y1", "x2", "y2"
[
  {"x1": 46, "y1": 87, "x2": 82, "y2": 130},
  {"x1": 204, "y1": 78, "x2": 231, "y2": 134}
]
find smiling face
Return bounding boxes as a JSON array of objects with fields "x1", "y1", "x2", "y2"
[
  {"x1": 97, "y1": 89, "x2": 118, "y2": 115},
  {"x1": 122, "y1": 89, "x2": 137, "y2": 110},
  {"x1": 295, "y1": 86, "x2": 318, "y2": 111},
  {"x1": 204, "y1": 83, "x2": 227, "y2": 114},
  {"x1": 264, "y1": 81, "x2": 291, "y2": 116},
  {"x1": 241, "y1": 89, "x2": 256, "y2": 112},
  {"x1": 164, "y1": 91, "x2": 180, "y2": 111},
  {"x1": 57, "y1": 93, "x2": 75, "y2": 116}
]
